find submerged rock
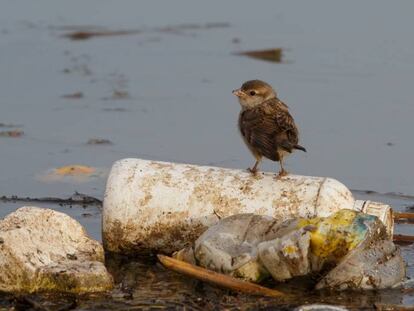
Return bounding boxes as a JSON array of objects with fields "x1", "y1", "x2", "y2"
[
  {"x1": 0, "y1": 207, "x2": 113, "y2": 293},
  {"x1": 176, "y1": 210, "x2": 405, "y2": 290}
]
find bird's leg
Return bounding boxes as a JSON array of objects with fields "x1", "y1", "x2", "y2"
[
  {"x1": 277, "y1": 157, "x2": 288, "y2": 178},
  {"x1": 248, "y1": 158, "x2": 261, "y2": 175}
]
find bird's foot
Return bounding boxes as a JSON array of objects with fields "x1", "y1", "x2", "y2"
[
  {"x1": 276, "y1": 169, "x2": 289, "y2": 179},
  {"x1": 247, "y1": 167, "x2": 258, "y2": 176}
]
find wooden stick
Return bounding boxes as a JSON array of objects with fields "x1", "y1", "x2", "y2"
[
  {"x1": 157, "y1": 254, "x2": 286, "y2": 298},
  {"x1": 394, "y1": 212, "x2": 414, "y2": 220},
  {"x1": 393, "y1": 234, "x2": 414, "y2": 243}
]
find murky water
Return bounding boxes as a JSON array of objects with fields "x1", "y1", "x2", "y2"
[{"x1": 1, "y1": 0, "x2": 414, "y2": 309}]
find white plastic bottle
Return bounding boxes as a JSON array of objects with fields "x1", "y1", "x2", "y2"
[{"x1": 102, "y1": 158, "x2": 393, "y2": 254}]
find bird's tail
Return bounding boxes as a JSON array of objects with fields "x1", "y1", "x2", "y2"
[{"x1": 294, "y1": 144, "x2": 307, "y2": 152}]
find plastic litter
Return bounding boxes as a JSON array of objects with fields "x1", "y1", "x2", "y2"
[
  {"x1": 103, "y1": 158, "x2": 393, "y2": 254},
  {"x1": 174, "y1": 210, "x2": 405, "y2": 290}
]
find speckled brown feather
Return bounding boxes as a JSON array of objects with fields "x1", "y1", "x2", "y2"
[{"x1": 239, "y1": 98, "x2": 301, "y2": 162}]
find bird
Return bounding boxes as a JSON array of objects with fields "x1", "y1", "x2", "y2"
[{"x1": 232, "y1": 80, "x2": 306, "y2": 177}]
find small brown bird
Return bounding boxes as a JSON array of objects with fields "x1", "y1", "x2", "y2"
[{"x1": 233, "y1": 80, "x2": 306, "y2": 177}]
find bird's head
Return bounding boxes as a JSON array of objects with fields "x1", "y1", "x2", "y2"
[{"x1": 232, "y1": 80, "x2": 277, "y2": 110}]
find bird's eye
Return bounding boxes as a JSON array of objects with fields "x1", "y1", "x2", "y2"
[{"x1": 250, "y1": 91, "x2": 256, "y2": 96}]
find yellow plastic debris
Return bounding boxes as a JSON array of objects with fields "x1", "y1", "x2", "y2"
[
  {"x1": 297, "y1": 210, "x2": 377, "y2": 264},
  {"x1": 38, "y1": 165, "x2": 106, "y2": 184},
  {"x1": 55, "y1": 165, "x2": 96, "y2": 176}
]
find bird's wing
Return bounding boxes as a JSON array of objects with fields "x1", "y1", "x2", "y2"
[
  {"x1": 240, "y1": 99, "x2": 299, "y2": 161},
  {"x1": 270, "y1": 100, "x2": 300, "y2": 150}
]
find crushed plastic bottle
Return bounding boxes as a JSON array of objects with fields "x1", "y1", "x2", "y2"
[{"x1": 175, "y1": 210, "x2": 405, "y2": 290}]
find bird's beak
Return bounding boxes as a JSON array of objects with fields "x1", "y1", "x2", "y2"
[{"x1": 232, "y1": 89, "x2": 245, "y2": 97}]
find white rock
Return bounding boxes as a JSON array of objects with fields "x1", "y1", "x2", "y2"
[{"x1": 0, "y1": 206, "x2": 113, "y2": 293}]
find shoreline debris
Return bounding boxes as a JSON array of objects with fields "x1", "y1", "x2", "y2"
[
  {"x1": 0, "y1": 192, "x2": 102, "y2": 208},
  {"x1": 176, "y1": 211, "x2": 405, "y2": 290}
]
